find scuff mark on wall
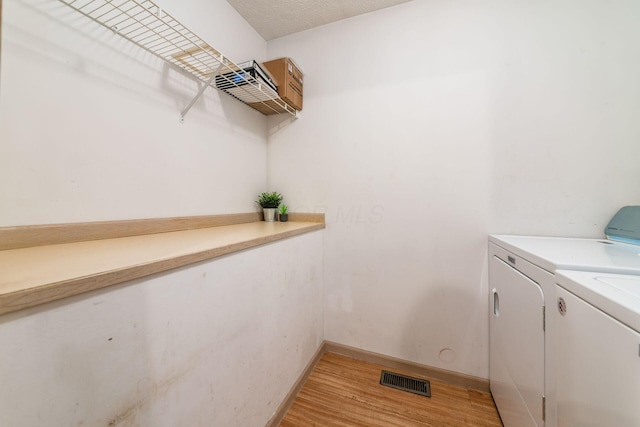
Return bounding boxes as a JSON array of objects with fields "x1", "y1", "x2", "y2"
[{"x1": 107, "y1": 347, "x2": 211, "y2": 426}]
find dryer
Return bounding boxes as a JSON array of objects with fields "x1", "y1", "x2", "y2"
[{"x1": 489, "y1": 207, "x2": 640, "y2": 427}]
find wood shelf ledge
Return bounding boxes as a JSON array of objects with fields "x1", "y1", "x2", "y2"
[{"x1": 0, "y1": 215, "x2": 324, "y2": 316}]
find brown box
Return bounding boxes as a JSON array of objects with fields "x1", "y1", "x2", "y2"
[
  {"x1": 262, "y1": 57, "x2": 303, "y2": 111},
  {"x1": 247, "y1": 100, "x2": 290, "y2": 115}
]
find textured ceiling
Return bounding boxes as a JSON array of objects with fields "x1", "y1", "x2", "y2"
[{"x1": 226, "y1": 0, "x2": 413, "y2": 41}]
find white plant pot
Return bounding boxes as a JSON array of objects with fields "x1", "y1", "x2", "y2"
[{"x1": 263, "y1": 208, "x2": 276, "y2": 222}]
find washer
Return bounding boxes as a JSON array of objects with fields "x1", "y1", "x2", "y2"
[
  {"x1": 489, "y1": 224, "x2": 640, "y2": 427},
  {"x1": 554, "y1": 270, "x2": 640, "y2": 427}
]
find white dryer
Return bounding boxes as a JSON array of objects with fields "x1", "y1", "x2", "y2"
[
  {"x1": 489, "y1": 207, "x2": 640, "y2": 427},
  {"x1": 554, "y1": 270, "x2": 640, "y2": 427}
]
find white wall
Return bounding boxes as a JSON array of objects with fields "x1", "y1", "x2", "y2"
[
  {"x1": 267, "y1": 0, "x2": 640, "y2": 378},
  {"x1": 0, "y1": 231, "x2": 324, "y2": 426},
  {"x1": 0, "y1": 0, "x2": 269, "y2": 226},
  {"x1": 0, "y1": 1, "x2": 325, "y2": 426}
]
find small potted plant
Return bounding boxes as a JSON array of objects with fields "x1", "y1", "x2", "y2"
[
  {"x1": 279, "y1": 204, "x2": 289, "y2": 222},
  {"x1": 256, "y1": 191, "x2": 282, "y2": 222}
]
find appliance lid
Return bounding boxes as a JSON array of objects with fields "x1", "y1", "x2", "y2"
[
  {"x1": 606, "y1": 206, "x2": 640, "y2": 246},
  {"x1": 489, "y1": 235, "x2": 640, "y2": 275},
  {"x1": 556, "y1": 270, "x2": 640, "y2": 332}
]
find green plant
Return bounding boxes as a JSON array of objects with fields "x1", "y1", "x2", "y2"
[
  {"x1": 279, "y1": 204, "x2": 288, "y2": 215},
  {"x1": 256, "y1": 192, "x2": 282, "y2": 209}
]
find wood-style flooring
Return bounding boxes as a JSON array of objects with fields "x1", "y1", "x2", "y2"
[{"x1": 279, "y1": 352, "x2": 503, "y2": 427}]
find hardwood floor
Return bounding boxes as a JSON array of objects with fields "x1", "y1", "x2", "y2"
[{"x1": 279, "y1": 352, "x2": 503, "y2": 427}]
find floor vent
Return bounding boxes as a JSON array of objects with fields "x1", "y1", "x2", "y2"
[{"x1": 380, "y1": 371, "x2": 431, "y2": 397}]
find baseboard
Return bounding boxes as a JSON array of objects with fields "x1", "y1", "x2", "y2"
[
  {"x1": 265, "y1": 340, "x2": 490, "y2": 426},
  {"x1": 265, "y1": 342, "x2": 326, "y2": 427},
  {"x1": 323, "y1": 341, "x2": 490, "y2": 392}
]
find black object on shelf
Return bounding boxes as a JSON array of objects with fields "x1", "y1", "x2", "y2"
[{"x1": 215, "y1": 60, "x2": 277, "y2": 94}]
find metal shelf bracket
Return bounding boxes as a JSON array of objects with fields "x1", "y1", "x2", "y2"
[{"x1": 179, "y1": 64, "x2": 222, "y2": 123}]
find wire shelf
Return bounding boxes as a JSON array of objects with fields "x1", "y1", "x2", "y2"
[{"x1": 59, "y1": 0, "x2": 298, "y2": 118}]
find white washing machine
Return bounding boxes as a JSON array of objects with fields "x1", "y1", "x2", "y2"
[
  {"x1": 554, "y1": 270, "x2": 640, "y2": 427},
  {"x1": 489, "y1": 206, "x2": 640, "y2": 427}
]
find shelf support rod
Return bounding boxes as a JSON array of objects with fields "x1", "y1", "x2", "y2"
[{"x1": 179, "y1": 62, "x2": 223, "y2": 123}]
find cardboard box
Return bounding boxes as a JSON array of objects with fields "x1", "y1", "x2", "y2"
[
  {"x1": 247, "y1": 100, "x2": 290, "y2": 115},
  {"x1": 262, "y1": 57, "x2": 303, "y2": 111}
]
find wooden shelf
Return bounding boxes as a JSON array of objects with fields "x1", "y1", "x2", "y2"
[{"x1": 0, "y1": 219, "x2": 324, "y2": 316}]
